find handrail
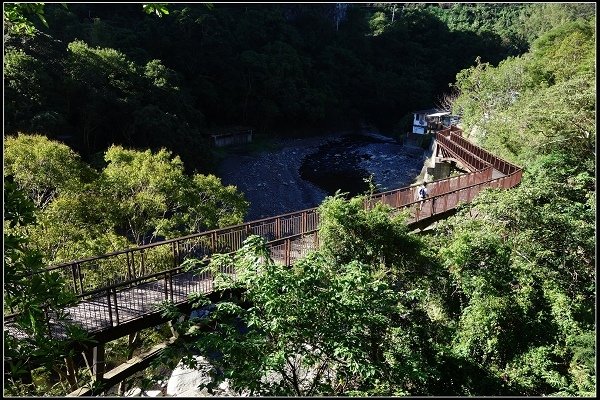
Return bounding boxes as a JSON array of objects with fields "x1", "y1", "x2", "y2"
[{"x1": 28, "y1": 206, "x2": 322, "y2": 274}]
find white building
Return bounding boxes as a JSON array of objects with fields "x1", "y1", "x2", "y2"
[{"x1": 412, "y1": 109, "x2": 458, "y2": 135}]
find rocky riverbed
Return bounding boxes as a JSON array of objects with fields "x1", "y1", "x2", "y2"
[{"x1": 216, "y1": 129, "x2": 430, "y2": 221}]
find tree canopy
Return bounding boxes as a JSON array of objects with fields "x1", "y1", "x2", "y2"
[
  {"x1": 4, "y1": 134, "x2": 248, "y2": 265},
  {"x1": 4, "y1": 3, "x2": 549, "y2": 170}
]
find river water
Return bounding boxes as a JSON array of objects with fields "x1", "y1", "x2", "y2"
[{"x1": 216, "y1": 130, "x2": 429, "y2": 221}]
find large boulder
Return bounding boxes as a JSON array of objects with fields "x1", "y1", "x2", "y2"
[
  {"x1": 166, "y1": 355, "x2": 213, "y2": 397},
  {"x1": 165, "y1": 355, "x2": 252, "y2": 397}
]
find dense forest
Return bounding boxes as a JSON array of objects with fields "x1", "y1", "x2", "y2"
[
  {"x1": 5, "y1": 2, "x2": 572, "y2": 172},
  {"x1": 3, "y1": 2, "x2": 596, "y2": 397}
]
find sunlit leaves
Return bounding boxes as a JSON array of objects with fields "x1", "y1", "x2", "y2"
[
  {"x1": 161, "y1": 196, "x2": 445, "y2": 395},
  {"x1": 438, "y1": 17, "x2": 595, "y2": 391},
  {"x1": 143, "y1": 3, "x2": 170, "y2": 18},
  {"x1": 102, "y1": 145, "x2": 248, "y2": 245},
  {"x1": 4, "y1": 134, "x2": 90, "y2": 208},
  {"x1": 3, "y1": 3, "x2": 47, "y2": 35}
]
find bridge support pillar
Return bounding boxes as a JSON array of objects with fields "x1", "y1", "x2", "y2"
[
  {"x1": 64, "y1": 356, "x2": 78, "y2": 391},
  {"x1": 169, "y1": 318, "x2": 182, "y2": 339},
  {"x1": 92, "y1": 343, "x2": 106, "y2": 383},
  {"x1": 117, "y1": 332, "x2": 141, "y2": 395},
  {"x1": 426, "y1": 160, "x2": 452, "y2": 182}
]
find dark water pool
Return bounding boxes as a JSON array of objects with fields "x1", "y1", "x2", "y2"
[{"x1": 299, "y1": 134, "x2": 402, "y2": 197}]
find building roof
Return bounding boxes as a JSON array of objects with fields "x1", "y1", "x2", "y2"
[{"x1": 413, "y1": 108, "x2": 438, "y2": 115}]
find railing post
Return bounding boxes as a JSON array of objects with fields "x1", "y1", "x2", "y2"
[
  {"x1": 130, "y1": 251, "x2": 136, "y2": 278},
  {"x1": 172, "y1": 241, "x2": 179, "y2": 269},
  {"x1": 275, "y1": 218, "x2": 281, "y2": 239},
  {"x1": 284, "y1": 239, "x2": 291, "y2": 266},
  {"x1": 112, "y1": 288, "x2": 120, "y2": 326},
  {"x1": 92, "y1": 343, "x2": 105, "y2": 383},
  {"x1": 443, "y1": 192, "x2": 448, "y2": 213},
  {"x1": 164, "y1": 272, "x2": 169, "y2": 301},
  {"x1": 71, "y1": 264, "x2": 79, "y2": 294},
  {"x1": 138, "y1": 249, "x2": 146, "y2": 276},
  {"x1": 77, "y1": 265, "x2": 85, "y2": 296},
  {"x1": 169, "y1": 272, "x2": 174, "y2": 302},
  {"x1": 301, "y1": 211, "x2": 307, "y2": 234},
  {"x1": 106, "y1": 289, "x2": 113, "y2": 327},
  {"x1": 126, "y1": 251, "x2": 132, "y2": 280},
  {"x1": 211, "y1": 232, "x2": 217, "y2": 253}
]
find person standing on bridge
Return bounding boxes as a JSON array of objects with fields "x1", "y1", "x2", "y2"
[{"x1": 417, "y1": 181, "x2": 429, "y2": 211}]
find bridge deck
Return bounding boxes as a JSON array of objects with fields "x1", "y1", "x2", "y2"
[
  {"x1": 492, "y1": 169, "x2": 504, "y2": 180},
  {"x1": 6, "y1": 236, "x2": 319, "y2": 340}
]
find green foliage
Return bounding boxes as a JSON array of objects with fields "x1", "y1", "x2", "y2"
[
  {"x1": 158, "y1": 196, "x2": 447, "y2": 395},
  {"x1": 4, "y1": 134, "x2": 92, "y2": 208},
  {"x1": 30, "y1": 183, "x2": 127, "y2": 264},
  {"x1": 4, "y1": 3, "x2": 525, "y2": 155},
  {"x1": 368, "y1": 11, "x2": 388, "y2": 36},
  {"x1": 102, "y1": 145, "x2": 188, "y2": 245},
  {"x1": 516, "y1": 3, "x2": 596, "y2": 45},
  {"x1": 4, "y1": 179, "x2": 93, "y2": 394},
  {"x1": 435, "y1": 11, "x2": 595, "y2": 394},
  {"x1": 452, "y1": 17, "x2": 595, "y2": 166},
  {"x1": 180, "y1": 174, "x2": 249, "y2": 232},
  {"x1": 5, "y1": 133, "x2": 247, "y2": 267},
  {"x1": 143, "y1": 3, "x2": 170, "y2": 18},
  {"x1": 3, "y1": 49, "x2": 50, "y2": 128},
  {"x1": 2, "y1": 4, "x2": 595, "y2": 397},
  {"x1": 441, "y1": 225, "x2": 512, "y2": 298},
  {"x1": 102, "y1": 145, "x2": 248, "y2": 245},
  {"x1": 530, "y1": 20, "x2": 595, "y2": 85},
  {"x1": 503, "y1": 346, "x2": 568, "y2": 394},
  {"x1": 452, "y1": 294, "x2": 524, "y2": 365},
  {"x1": 429, "y1": 3, "x2": 528, "y2": 53},
  {"x1": 317, "y1": 193, "x2": 428, "y2": 290},
  {"x1": 3, "y1": 3, "x2": 48, "y2": 35},
  {"x1": 435, "y1": 152, "x2": 595, "y2": 393}
]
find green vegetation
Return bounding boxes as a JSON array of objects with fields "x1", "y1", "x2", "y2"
[
  {"x1": 4, "y1": 180, "x2": 93, "y2": 396},
  {"x1": 3, "y1": 3, "x2": 595, "y2": 397},
  {"x1": 156, "y1": 196, "x2": 442, "y2": 396},
  {"x1": 4, "y1": 134, "x2": 248, "y2": 266},
  {"x1": 3, "y1": 134, "x2": 248, "y2": 395},
  {"x1": 3, "y1": 3, "x2": 49, "y2": 35},
  {"x1": 435, "y1": 8, "x2": 596, "y2": 395}
]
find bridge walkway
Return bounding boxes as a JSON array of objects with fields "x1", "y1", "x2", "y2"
[{"x1": 4, "y1": 127, "x2": 522, "y2": 343}]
